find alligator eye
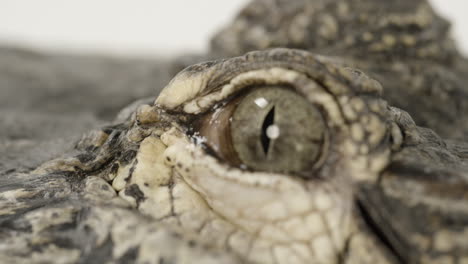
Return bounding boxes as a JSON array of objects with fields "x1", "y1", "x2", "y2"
[{"x1": 195, "y1": 85, "x2": 327, "y2": 174}]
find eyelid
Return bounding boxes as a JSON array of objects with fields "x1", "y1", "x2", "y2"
[
  {"x1": 167, "y1": 68, "x2": 306, "y2": 114},
  {"x1": 193, "y1": 95, "x2": 243, "y2": 165}
]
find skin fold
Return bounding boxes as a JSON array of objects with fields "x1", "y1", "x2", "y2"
[{"x1": 1, "y1": 0, "x2": 468, "y2": 264}]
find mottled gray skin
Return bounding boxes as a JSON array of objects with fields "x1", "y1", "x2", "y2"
[
  {"x1": 211, "y1": 0, "x2": 468, "y2": 140},
  {"x1": 0, "y1": 46, "x2": 172, "y2": 173},
  {"x1": 1, "y1": 0, "x2": 468, "y2": 264}
]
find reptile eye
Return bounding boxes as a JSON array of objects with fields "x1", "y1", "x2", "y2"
[{"x1": 195, "y1": 85, "x2": 327, "y2": 174}]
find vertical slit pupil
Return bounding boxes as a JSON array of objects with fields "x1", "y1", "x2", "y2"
[{"x1": 261, "y1": 106, "x2": 275, "y2": 155}]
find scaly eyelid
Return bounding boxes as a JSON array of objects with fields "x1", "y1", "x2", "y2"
[{"x1": 158, "y1": 67, "x2": 306, "y2": 115}]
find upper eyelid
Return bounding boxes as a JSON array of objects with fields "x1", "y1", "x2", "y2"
[
  {"x1": 155, "y1": 49, "x2": 382, "y2": 116},
  {"x1": 159, "y1": 67, "x2": 311, "y2": 115}
]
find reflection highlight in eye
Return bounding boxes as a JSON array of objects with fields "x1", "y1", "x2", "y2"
[
  {"x1": 194, "y1": 85, "x2": 327, "y2": 176},
  {"x1": 254, "y1": 97, "x2": 269, "y2": 108},
  {"x1": 266, "y1": 124, "x2": 280, "y2": 139}
]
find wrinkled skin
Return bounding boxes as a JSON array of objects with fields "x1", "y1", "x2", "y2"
[{"x1": 1, "y1": 1, "x2": 468, "y2": 264}]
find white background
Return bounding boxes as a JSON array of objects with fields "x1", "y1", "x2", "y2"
[{"x1": 0, "y1": 0, "x2": 466, "y2": 57}]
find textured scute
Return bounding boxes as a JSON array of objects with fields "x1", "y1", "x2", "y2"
[
  {"x1": 356, "y1": 107, "x2": 468, "y2": 263},
  {"x1": 0, "y1": 173, "x2": 240, "y2": 264},
  {"x1": 1, "y1": 0, "x2": 468, "y2": 263},
  {"x1": 209, "y1": 0, "x2": 468, "y2": 140},
  {"x1": 211, "y1": 0, "x2": 455, "y2": 62}
]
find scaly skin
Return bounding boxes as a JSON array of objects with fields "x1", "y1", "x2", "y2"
[
  {"x1": 210, "y1": 0, "x2": 468, "y2": 140},
  {"x1": 1, "y1": 1, "x2": 468, "y2": 264}
]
